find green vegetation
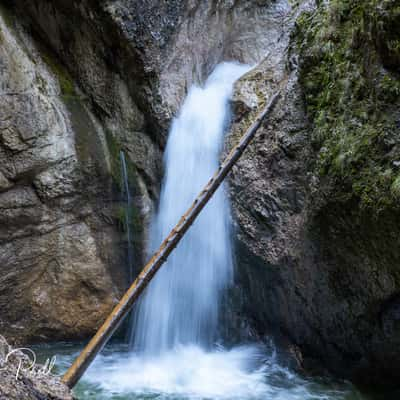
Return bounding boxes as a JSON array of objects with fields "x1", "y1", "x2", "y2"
[
  {"x1": 40, "y1": 50, "x2": 76, "y2": 98},
  {"x1": 105, "y1": 129, "x2": 127, "y2": 192},
  {"x1": 0, "y1": 3, "x2": 17, "y2": 46},
  {"x1": 0, "y1": 3, "x2": 15, "y2": 30},
  {"x1": 0, "y1": 3, "x2": 75, "y2": 98},
  {"x1": 116, "y1": 203, "x2": 143, "y2": 244},
  {"x1": 295, "y1": 0, "x2": 400, "y2": 212}
]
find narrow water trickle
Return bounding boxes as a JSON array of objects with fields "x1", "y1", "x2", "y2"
[
  {"x1": 120, "y1": 150, "x2": 135, "y2": 341},
  {"x1": 120, "y1": 150, "x2": 134, "y2": 283}
]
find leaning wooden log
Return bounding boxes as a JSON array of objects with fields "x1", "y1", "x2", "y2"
[{"x1": 62, "y1": 90, "x2": 281, "y2": 389}]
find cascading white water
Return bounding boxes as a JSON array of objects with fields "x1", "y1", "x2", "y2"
[{"x1": 130, "y1": 62, "x2": 251, "y2": 354}]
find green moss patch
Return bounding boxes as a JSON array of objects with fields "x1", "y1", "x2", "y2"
[
  {"x1": 40, "y1": 49, "x2": 76, "y2": 98},
  {"x1": 105, "y1": 130, "x2": 144, "y2": 236},
  {"x1": 0, "y1": 3, "x2": 15, "y2": 30},
  {"x1": 295, "y1": 0, "x2": 400, "y2": 212}
]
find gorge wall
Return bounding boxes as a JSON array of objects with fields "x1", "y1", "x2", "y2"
[
  {"x1": 0, "y1": 0, "x2": 399, "y2": 389},
  {"x1": 227, "y1": 0, "x2": 400, "y2": 388},
  {"x1": 0, "y1": 0, "x2": 162, "y2": 343}
]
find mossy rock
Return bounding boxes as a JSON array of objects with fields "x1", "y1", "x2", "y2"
[
  {"x1": 295, "y1": 0, "x2": 400, "y2": 213},
  {"x1": 0, "y1": 3, "x2": 15, "y2": 30},
  {"x1": 105, "y1": 129, "x2": 144, "y2": 235},
  {"x1": 40, "y1": 49, "x2": 76, "y2": 98}
]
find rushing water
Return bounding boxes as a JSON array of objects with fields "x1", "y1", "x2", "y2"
[
  {"x1": 35, "y1": 341, "x2": 370, "y2": 400},
  {"x1": 130, "y1": 62, "x2": 250, "y2": 353},
  {"x1": 34, "y1": 63, "x2": 374, "y2": 399}
]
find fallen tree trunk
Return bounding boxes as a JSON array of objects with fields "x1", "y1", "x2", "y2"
[{"x1": 62, "y1": 90, "x2": 281, "y2": 388}]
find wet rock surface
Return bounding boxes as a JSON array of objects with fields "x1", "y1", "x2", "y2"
[
  {"x1": 0, "y1": 17, "x2": 114, "y2": 343},
  {"x1": 226, "y1": 0, "x2": 400, "y2": 388},
  {"x1": 0, "y1": 5, "x2": 149, "y2": 343}
]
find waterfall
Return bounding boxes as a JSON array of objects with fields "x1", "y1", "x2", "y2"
[
  {"x1": 69, "y1": 62, "x2": 363, "y2": 399},
  {"x1": 131, "y1": 62, "x2": 251, "y2": 354}
]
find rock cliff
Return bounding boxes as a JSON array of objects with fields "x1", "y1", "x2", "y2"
[
  {"x1": 1, "y1": 0, "x2": 399, "y2": 389},
  {"x1": 227, "y1": 0, "x2": 400, "y2": 388},
  {"x1": 0, "y1": 2, "x2": 160, "y2": 343}
]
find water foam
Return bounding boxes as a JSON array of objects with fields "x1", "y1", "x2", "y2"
[
  {"x1": 80, "y1": 344, "x2": 354, "y2": 400},
  {"x1": 131, "y1": 62, "x2": 251, "y2": 353}
]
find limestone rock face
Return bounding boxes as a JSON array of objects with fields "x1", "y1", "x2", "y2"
[
  {"x1": 11, "y1": 0, "x2": 295, "y2": 140},
  {"x1": 0, "y1": 1, "x2": 166, "y2": 342},
  {"x1": 0, "y1": 9, "x2": 125, "y2": 343}
]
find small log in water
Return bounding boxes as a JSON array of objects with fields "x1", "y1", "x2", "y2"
[{"x1": 62, "y1": 90, "x2": 281, "y2": 389}]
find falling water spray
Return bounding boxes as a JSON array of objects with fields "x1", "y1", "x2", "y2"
[{"x1": 130, "y1": 62, "x2": 251, "y2": 354}]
